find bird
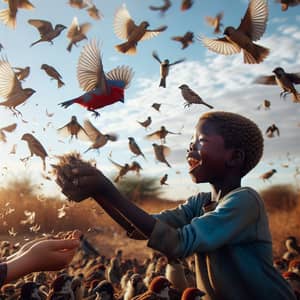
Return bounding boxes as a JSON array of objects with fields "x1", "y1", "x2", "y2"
[
  {"x1": 171, "y1": 31, "x2": 194, "y2": 49},
  {"x1": 57, "y1": 116, "x2": 89, "y2": 141},
  {"x1": 86, "y1": 4, "x2": 103, "y2": 20},
  {"x1": 160, "y1": 174, "x2": 168, "y2": 185},
  {"x1": 41, "y1": 64, "x2": 65, "y2": 88},
  {"x1": 179, "y1": 84, "x2": 213, "y2": 109},
  {"x1": 151, "y1": 102, "x2": 162, "y2": 112},
  {"x1": 21, "y1": 133, "x2": 48, "y2": 171},
  {"x1": 68, "y1": 0, "x2": 88, "y2": 9},
  {"x1": 146, "y1": 126, "x2": 181, "y2": 144},
  {"x1": 259, "y1": 169, "x2": 277, "y2": 181},
  {"x1": 205, "y1": 12, "x2": 224, "y2": 34},
  {"x1": 83, "y1": 119, "x2": 118, "y2": 153},
  {"x1": 66, "y1": 16, "x2": 91, "y2": 52},
  {"x1": 13, "y1": 66, "x2": 30, "y2": 81},
  {"x1": 199, "y1": 0, "x2": 269, "y2": 64},
  {"x1": 149, "y1": 0, "x2": 172, "y2": 16},
  {"x1": 152, "y1": 143, "x2": 171, "y2": 168},
  {"x1": 276, "y1": 0, "x2": 300, "y2": 11},
  {"x1": 256, "y1": 99, "x2": 271, "y2": 110},
  {"x1": 0, "y1": 57, "x2": 36, "y2": 116},
  {"x1": 181, "y1": 0, "x2": 194, "y2": 11},
  {"x1": 152, "y1": 51, "x2": 185, "y2": 88},
  {"x1": 265, "y1": 124, "x2": 280, "y2": 137},
  {"x1": 181, "y1": 287, "x2": 206, "y2": 300},
  {"x1": 0, "y1": 43, "x2": 3, "y2": 51},
  {"x1": 108, "y1": 157, "x2": 131, "y2": 182},
  {"x1": 59, "y1": 39, "x2": 134, "y2": 117},
  {"x1": 282, "y1": 236, "x2": 300, "y2": 261},
  {"x1": 0, "y1": 0, "x2": 34, "y2": 29},
  {"x1": 137, "y1": 116, "x2": 152, "y2": 130},
  {"x1": 129, "y1": 161, "x2": 143, "y2": 176},
  {"x1": 28, "y1": 19, "x2": 66, "y2": 47},
  {"x1": 128, "y1": 137, "x2": 146, "y2": 160},
  {"x1": 113, "y1": 4, "x2": 167, "y2": 55},
  {"x1": 0, "y1": 123, "x2": 17, "y2": 143},
  {"x1": 254, "y1": 67, "x2": 300, "y2": 102}
]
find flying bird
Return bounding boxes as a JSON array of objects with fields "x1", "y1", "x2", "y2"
[
  {"x1": 171, "y1": 31, "x2": 194, "y2": 49},
  {"x1": 0, "y1": 0, "x2": 34, "y2": 29},
  {"x1": 13, "y1": 66, "x2": 30, "y2": 81},
  {"x1": 0, "y1": 57, "x2": 36, "y2": 116},
  {"x1": 59, "y1": 39, "x2": 134, "y2": 117},
  {"x1": 179, "y1": 84, "x2": 213, "y2": 109},
  {"x1": 254, "y1": 67, "x2": 300, "y2": 102},
  {"x1": 181, "y1": 0, "x2": 194, "y2": 11},
  {"x1": 21, "y1": 133, "x2": 48, "y2": 171},
  {"x1": 146, "y1": 126, "x2": 181, "y2": 144},
  {"x1": 83, "y1": 119, "x2": 118, "y2": 153},
  {"x1": 66, "y1": 16, "x2": 91, "y2": 52},
  {"x1": 28, "y1": 19, "x2": 66, "y2": 47},
  {"x1": 256, "y1": 99, "x2": 271, "y2": 110},
  {"x1": 149, "y1": 0, "x2": 172, "y2": 16},
  {"x1": 276, "y1": 0, "x2": 300, "y2": 11},
  {"x1": 152, "y1": 143, "x2": 171, "y2": 168},
  {"x1": 137, "y1": 116, "x2": 152, "y2": 130},
  {"x1": 108, "y1": 157, "x2": 130, "y2": 182},
  {"x1": 152, "y1": 51, "x2": 185, "y2": 88},
  {"x1": 57, "y1": 116, "x2": 89, "y2": 141},
  {"x1": 205, "y1": 12, "x2": 224, "y2": 34},
  {"x1": 68, "y1": 0, "x2": 88, "y2": 9},
  {"x1": 199, "y1": 0, "x2": 269, "y2": 64},
  {"x1": 260, "y1": 169, "x2": 277, "y2": 181},
  {"x1": 0, "y1": 123, "x2": 17, "y2": 143},
  {"x1": 265, "y1": 124, "x2": 280, "y2": 138},
  {"x1": 129, "y1": 161, "x2": 143, "y2": 176},
  {"x1": 86, "y1": 4, "x2": 103, "y2": 20},
  {"x1": 41, "y1": 64, "x2": 65, "y2": 88},
  {"x1": 160, "y1": 174, "x2": 168, "y2": 185},
  {"x1": 113, "y1": 4, "x2": 167, "y2": 55},
  {"x1": 128, "y1": 137, "x2": 146, "y2": 160},
  {"x1": 152, "y1": 102, "x2": 162, "y2": 112}
]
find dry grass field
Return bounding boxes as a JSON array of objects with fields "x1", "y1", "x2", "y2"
[{"x1": 0, "y1": 177, "x2": 299, "y2": 261}]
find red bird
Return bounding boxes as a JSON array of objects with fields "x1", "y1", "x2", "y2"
[{"x1": 59, "y1": 40, "x2": 134, "y2": 117}]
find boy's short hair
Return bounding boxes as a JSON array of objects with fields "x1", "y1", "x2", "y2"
[{"x1": 200, "y1": 111, "x2": 264, "y2": 177}]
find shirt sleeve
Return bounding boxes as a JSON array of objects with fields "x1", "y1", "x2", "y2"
[
  {"x1": 0, "y1": 262, "x2": 7, "y2": 287},
  {"x1": 147, "y1": 189, "x2": 260, "y2": 259}
]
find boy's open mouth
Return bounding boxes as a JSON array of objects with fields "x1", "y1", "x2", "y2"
[{"x1": 187, "y1": 157, "x2": 201, "y2": 172}]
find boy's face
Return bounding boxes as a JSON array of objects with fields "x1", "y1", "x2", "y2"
[{"x1": 187, "y1": 119, "x2": 233, "y2": 184}]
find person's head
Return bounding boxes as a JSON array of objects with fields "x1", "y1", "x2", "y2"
[{"x1": 187, "y1": 111, "x2": 263, "y2": 184}]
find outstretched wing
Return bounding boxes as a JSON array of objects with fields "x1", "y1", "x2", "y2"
[
  {"x1": 141, "y1": 25, "x2": 168, "y2": 41},
  {"x1": 28, "y1": 19, "x2": 53, "y2": 37},
  {"x1": 254, "y1": 75, "x2": 276, "y2": 85},
  {"x1": 287, "y1": 73, "x2": 300, "y2": 84},
  {"x1": 199, "y1": 36, "x2": 241, "y2": 55},
  {"x1": 1, "y1": 123, "x2": 17, "y2": 132},
  {"x1": 83, "y1": 119, "x2": 102, "y2": 142},
  {"x1": 106, "y1": 66, "x2": 134, "y2": 89}
]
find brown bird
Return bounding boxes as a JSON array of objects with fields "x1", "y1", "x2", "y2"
[
  {"x1": 0, "y1": 123, "x2": 17, "y2": 143},
  {"x1": 254, "y1": 67, "x2": 300, "y2": 102},
  {"x1": 28, "y1": 19, "x2": 66, "y2": 47},
  {"x1": 66, "y1": 16, "x2": 91, "y2": 52},
  {"x1": 108, "y1": 157, "x2": 130, "y2": 183},
  {"x1": 205, "y1": 12, "x2": 224, "y2": 34},
  {"x1": 160, "y1": 174, "x2": 168, "y2": 185},
  {"x1": 128, "y1": 137, "x2": 146, "y2": 159},
  {"x1": 137, "y1": 116, "x2": 152, "y2": 130},
  {"x1": 199, "y1": 0, "x2": 269, "y2": 64},
  {"x1": 265, "y1": 123, "x2": 280, "y2": 137},
  {"x1": 68, "y1": 0, "x2": 88, "y2": 9},
  {"x1": 13, "y1": 66, "x2": 30, "y2": 81},
  {"x1": 152, "y1": 51, "x2": 185, "y2": 88},
  {"x1": 0, "y1": 0, "x2": 34, "y2": 29},
  {"x1": 256, "y1": 99, "x2": 271, "y2": 110},
  {"x1": 146, "y1": 126, "x2": 181, "y2": 144},
  {"x1": 276, "y1": 0, "x2": 300, "y2": 11},
  {"x1": 0, "y1": 57, "x2": 36, "y2": 116},
  {"x1": 171, "y1": 31, "x2": 194, "y2": 49},
  {"x1": 21, "y1": 133, "x2": 48, "y2": 171},
  {"x1": 149, "y1": 0, "x2": 172, "y2": 16},
  {"x1": 152, "y1": 102, "x2": 162, "y2": 112},
  {"x1": 114, "y1": 4, "x2": 167, "y2": 55},
  {"x1": 83, "y1": 119, "x2": 118, "y2": 153},
  {"x1": 57, "y1": 116, "x2": 89, "y2": 141},
  {"x1": 152, "y1": 143, "x2": 171, "y2": 167},
  {"x1": 179, "y1": 84, "x2": 213, "y2": 109},
  {"x1": 86, "y1": 4, "x2": 103, "y2": 20},
  {"x1": 41, "y1": 64, "x2": 65, "y2": 88},
  {"x1": 259, "y1": 169, "x2": 277, "y2": 181},
  {"x1": 181, "y1": 0, "x2": 194, "y2": 11},
  {"x1": 129, "y1": 161, "x2": 143, "y2": 176}
]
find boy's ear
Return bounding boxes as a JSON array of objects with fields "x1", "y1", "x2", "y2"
[{"x1": 226, "y1": 149, "x2": 245, "y2": 168}]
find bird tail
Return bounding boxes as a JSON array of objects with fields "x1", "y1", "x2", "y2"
[
  {"x1": 115, "y1": 42, "x2": 137, "y2": 55},
  {"x1": 204, "y1": 102, "x2": 214, "y2": 109},
  {"x1": 57, "y1": 79, "x2": 65, "y2": 88},
  {"x1": 59, "y1": 99, "x2": 75, "y2": 108},
  {"x1": 67, "y1": 42, "x2": 73, "y2": 52},
  {"x1": 0, "y1": 9, "x2": 16, "y2": 29},
  {"x1": 292, "y1": 92, "x2": 300, "y2": 103},
  {"x1": 243, "y1": 44, "x2": 270, "y2": 64},
  {"x1": 159, "y1": 77, "x2": 166, "y2": 88},
  {"x1": 30, "y1": 39, "x2": 41, "y2": 47}
]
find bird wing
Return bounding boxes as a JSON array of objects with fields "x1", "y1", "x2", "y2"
[
  {"x1": 83, "y1": 119, "x2": 102, "y2": 142},
  {"x1": 205, "y1": 16, "x2": 216, "y2": 27},
  {"x1": 106, "y1": 65, "x2": 134, "y2": 89},
  {"x1": 141, "y1": 25, "x2": 168, "y2": 41},
  {"x1": 287, "y1": 73, "x2": 300, "y2": 84},
  {"x1": 237, "y1": 0, "x2": 268, "y2": 41},
  {"x1": 114, "y1": 4, "x2": 137, "y2": 40},
  {"x1": 77, "y1": 39, "x2": 108, "y2": 93},
  {"x1": 106, "y1": 133, "x2": 118, "y2": 142},
  {"x1": 0, "y1": 58, "x2": 23, "y2": 99},
  {"x1": 198, "y1": 36, "x2": 241, "y2": 55},
  {"x1": 169, "y1": 58, "x2": 186, "y2": 66},
  {"x1": 161, "y1": 145, "x2": 171, "y2": 157},
  {"x1": 28, "y1": 19, "x2": 54, "y2": 37},
  {"x1": 171, "y1": 35, "x2": 183, "y2": 42},
  {"x1": 1, "y1": 123, "x2": 17, "y2": 132},
  {"x1": 254, "y1": 75, "x2": 276, "y2": 85},
  {"x1": 67, "y1": 16, "x2": 80, "y2": 38},
  {"x1": 18, "y1": 0, "x2": 35, "y2": 9},
  {"x1": 108, "y1": 157, "x2": 124, "y2": 171},
  {"x1": 145, "y1": 131, "x2": 160, "y2": 140},
  {"x1": 152, "y1": 51, "x2": 162, "y2": 63}
]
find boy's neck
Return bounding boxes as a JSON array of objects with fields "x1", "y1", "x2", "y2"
[{"x1": 210, "y1": 177, "x2": 242, "y2": 201}]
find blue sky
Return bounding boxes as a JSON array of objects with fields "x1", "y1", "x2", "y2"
[{"x1": 0, "y1": 0, "x2": 299, "y2": 200}]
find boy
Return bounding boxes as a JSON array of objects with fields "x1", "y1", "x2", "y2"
[{"x1": 56, "y1": 111, "x2": 296, "y2": 300}]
